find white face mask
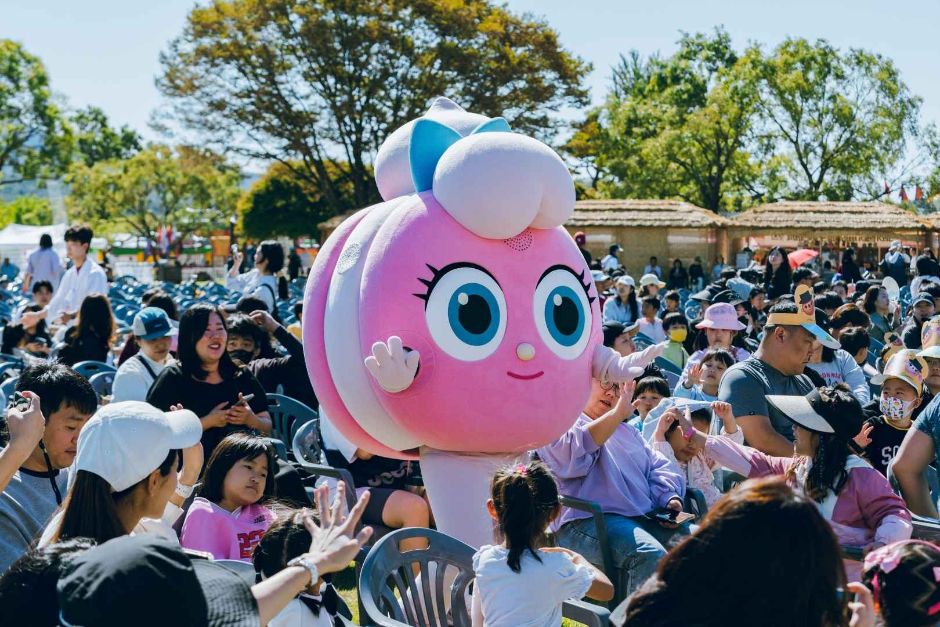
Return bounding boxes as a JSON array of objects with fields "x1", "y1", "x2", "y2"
[{"x1": 880, "y1": 395, "x2": 916, "y2": 422}]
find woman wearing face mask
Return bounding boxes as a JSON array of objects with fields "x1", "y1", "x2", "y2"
[{"x1": 855, "y1": 351, "x2": 928, "y2": 477}]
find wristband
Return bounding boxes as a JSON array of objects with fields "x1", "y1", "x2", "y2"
[
  {"x1": 682, "y1": 426, "x2": 695, "y2": 441},
  {"x1": 175, "y1": 483, "x2": 195, "y2": 499},
  {"x1": 288, "y1": 555, "x2": 320, "y2": 585}
]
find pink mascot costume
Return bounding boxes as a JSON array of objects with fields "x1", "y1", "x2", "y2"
[{"x1": 304, "y1": 97, "x2": 656, "y2": 547}]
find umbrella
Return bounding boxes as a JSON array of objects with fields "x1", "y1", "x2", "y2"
[{"x1": 788, "y1": 249, "x2": 819, "y2": 270}]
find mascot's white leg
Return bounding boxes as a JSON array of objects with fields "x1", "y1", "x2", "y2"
[{"x1": 419, "y1": 448, "x2": 521, "y2": 549}]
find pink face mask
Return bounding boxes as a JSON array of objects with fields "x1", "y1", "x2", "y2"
[{"x1": 880, "y1": 395, "x2": 915, "y2": 422}]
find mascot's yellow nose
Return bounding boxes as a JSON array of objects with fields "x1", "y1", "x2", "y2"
[{"x1": 516, "y1": 343, "x2": 536, "y2": 361}]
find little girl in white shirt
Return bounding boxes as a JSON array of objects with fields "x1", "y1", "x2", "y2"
[{"x1": 471, "y1": 460, "x2": 613, "y2": 627}]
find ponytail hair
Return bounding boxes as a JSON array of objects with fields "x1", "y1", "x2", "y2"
[
  {"x1": 52, "y1": 449, "x2": 179, "y2": 544},
  {"x1": 490, "y1": 460, "x2": 560, "y2": 573}
]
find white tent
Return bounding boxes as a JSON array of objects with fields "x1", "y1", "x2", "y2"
[{"x1": 0, "y1": 224, "x2": 107, "y2": 268}]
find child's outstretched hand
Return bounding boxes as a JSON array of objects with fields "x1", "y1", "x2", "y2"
[
  {"x1": 854, "y1": 422, "x2": 874, "y2": 449},
  {"x1": 614, "y1": 379, "x2": 636, "y2": 420},
  {"x1": 711, "y1": 401, "x2": 738, "y2": 434},
  {"x1": 685, "y1": 362, "x2": 703, "y2": 388}
]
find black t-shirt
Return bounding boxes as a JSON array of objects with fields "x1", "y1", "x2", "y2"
[
  {"x1": 248, "y1": 327, "x2": 318, "y2": 410},
  {"x1": 146, "y1": 363, "x2": 268, "y2": 460},
  {"x1": 861, "y1": 414, "x2": 909, "y2": 476},
  {"x1": 903, "y1": 320, "x2": 925, "y2": 349},
  {"x1": 323, "y1": 448, "x2": 415, "y2": 491}
]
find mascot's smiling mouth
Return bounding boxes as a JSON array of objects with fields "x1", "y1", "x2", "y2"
[{"x1": 507, "y1": 371, "x2": 544, "y2": 380}]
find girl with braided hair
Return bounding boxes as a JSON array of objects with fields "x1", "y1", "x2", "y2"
[
  {"x1": 471, "y1": 460, "x2": 612, "y2": 626},
  {"x1": 678, "y1": 385, "x2": 912, "y2": 561}
]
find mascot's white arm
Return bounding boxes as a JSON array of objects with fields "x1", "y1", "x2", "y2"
[
  {"x1": 364, "y1": 336, "x2": 420, "y2": 393},
  {"x1": 592, "y1": 342, "x2": 667, "y2": 383}
]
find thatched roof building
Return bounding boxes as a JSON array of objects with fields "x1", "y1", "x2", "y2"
[
  {"x1": 729, "y1": 201, "x2": 926, "y2": 232},
  {"x1": 567, "y1": 199, "x2": 730, "y2": 228}
]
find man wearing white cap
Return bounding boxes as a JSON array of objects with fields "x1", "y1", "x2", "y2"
[
  {"x1": 111, "y1": 307, "x2": 179, "y2": 403},
  {"x1": 880, "y1": 240, "x2": 910, "y2": 287}
]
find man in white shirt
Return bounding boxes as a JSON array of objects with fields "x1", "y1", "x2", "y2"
[
  {"x1": 111, "y1": 307, "x2": 178, "y2": 403},
  {"x1": 22, "y1": 233, "x2": 63, "y2": 293},
  {"x1": 21, "y1": 225, "x2": 108, "y2": 328},
  {"x1": 643, "y1": 256, "x2": 663, "y2": 279}
]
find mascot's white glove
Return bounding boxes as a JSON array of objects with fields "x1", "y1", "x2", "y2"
[
  {"x1": 364, "y1": 336, "x2": 420, "y2": 393},
  {"x1": 592, "y1": 341, "x2": 667, "y2": 383}
]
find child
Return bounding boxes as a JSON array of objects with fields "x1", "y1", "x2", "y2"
[
  {"x1": 471, "y1": 460, "x2": 613, "y2": 627},
  {"x1": 180, "y1": 433, "x2": 277, "y2": 561},
  {"x1": 679, "y1": 303, "x2": 749, "y2": 387},
  {"x1": 637, "y1": 296, "x2": 666, "y2": 343},
  {"x1": 861, "y1": 540, "x2": 940, "y2": 627},
  {"x1": 628, "y1": 376, "x2": 669, "y2": 429},
  {"x1": 660, "y1": 312, "x2": 690, "y2": 370},
  {"x1": 651, "y1": 402, "x2": 744, "y2": 507},
  {"x1": 662, "y1": 290, "x2": 681, "y2": 314},
  {"x1": 252, "y1": 510, "x2": 352, "y2": 627},
  {"x1": 675, "y1": 347, "x2": 733, "y2": 403},
  {"x1": 856, "y1": 350, "x2": 927, "y2": 476}
]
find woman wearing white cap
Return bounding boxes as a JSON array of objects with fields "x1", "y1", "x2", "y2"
[
  {"x1": 603, "y1": 276, "x2": 638, "y2": 325},
  {"x1": 676, "y1": 384, "x2": 911, "y2": 558},
  {"x1": 40, "y1": 401, "x2": 204, "y2": 545}
]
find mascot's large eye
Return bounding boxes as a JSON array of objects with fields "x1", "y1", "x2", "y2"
[
  {"x1": 424, "y1": 264, "x2": 506, "y2": 361},
  {"x1": 533, "y1": 266, "x2": 592, "y2": 359}
]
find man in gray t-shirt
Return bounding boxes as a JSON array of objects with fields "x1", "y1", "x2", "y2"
[
  {"x1": 719, "y1": 358, "x2": 815, "y2": 444},
  {"x1": 718, "y1": 298, "x2": 840, "y2": 456}
]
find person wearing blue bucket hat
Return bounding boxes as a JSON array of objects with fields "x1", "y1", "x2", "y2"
[{"x1": 111, "y1": 307, "x2": 179, "y2": 403}]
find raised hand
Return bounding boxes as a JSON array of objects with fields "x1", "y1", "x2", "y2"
[
  {"x1": 6, "y1": 391, "x2": 45, "y2": 459},
  {"x1": 301, "y1": 483, "x2": 373, "y2": 575},
  {"x1": 853, "y1": 422, "x2": 874, "y2": 449},
  {"x1": 364, "y1": 336, "x2": 419, "y2": 393},
  {"x1": 686, "y1": 362, "x2": 703, "y2": 388}
]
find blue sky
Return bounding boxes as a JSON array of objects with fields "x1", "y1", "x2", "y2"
[{"x1": 4, "y1": 0, "x2": 940, "y2": 140}]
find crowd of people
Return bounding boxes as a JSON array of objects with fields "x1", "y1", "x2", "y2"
[{"x1": 0, "y1": 225, "x2": 935, "y2": 626}]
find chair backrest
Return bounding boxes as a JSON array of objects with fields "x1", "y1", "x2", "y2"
[
  {"x1": 654, "y1": 357, "x2": 681, "y2": 375},
  {"x1": 88, "y1": 371, "x2": 115, "y2": 399},
  {"x1": 0, "y1": 376, "x2": 18, "y2": 400},
  {"x1": 266, "y1": 393, "x2": 318, "y2": 449},
  {"x1": 291, "y1": 419, "x2": 323, "y2": 465},
  {"x1": 359, "y1": 528, "x2": 475, "y2": 627},
  {"x1": 72, "y1": 360, "x2": 116, "y2": 379},
  {"x1": 663, "y1": 369, "x2": 680, "y2": 390}
]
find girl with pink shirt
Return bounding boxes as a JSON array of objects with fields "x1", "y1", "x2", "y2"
[{"x1": 181, "y1": 433, "x2": 277, "y2": 561}]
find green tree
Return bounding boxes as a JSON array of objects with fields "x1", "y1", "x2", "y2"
[
  {"x1": 0, "y1": 196, "x2": 52, "y2": 228},
  {"x1": 0, "y1": 40, "x2": 72, "y2": 185},
  {"x1": 596, "y1": 29, "x2": 762, "y2": 212},
  {"x1": 238, "y1": 160, "x2": 352, "y2": 239},
  {"x1": 70, "y1": 106, "x2": 142, "y2": 166},
  {"x1": 755, "y1": 38, "x2": 923, "y2": 200},
  {"x1": 66, "y1": 145, "x2": 240, "y2": 255},
  {"x1": 156, "y1": 0, "x2": 590, "y2": 215}
]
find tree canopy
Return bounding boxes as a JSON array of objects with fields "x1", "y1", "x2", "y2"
[
  {"x1": 0, "y1": 40, "x2": 72, "y2": 186},
  {"x1": 574, "y1": 29, "x2": 936, "y2": 211},
  {"x1": 66, "y1": 145, "x2": 241, "y2": 252},
  {"x1": 157, "y1": 0, "x2": 590, "y2": 216}
]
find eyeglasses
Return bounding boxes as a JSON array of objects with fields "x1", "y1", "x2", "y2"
[{"x1": 599, "y1": 379, "x2": 619, "y2": 392}]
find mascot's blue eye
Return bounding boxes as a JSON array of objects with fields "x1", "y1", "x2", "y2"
[
  {"x1": 423, "y1": 264, "x2": 506, "y2": 361},
  {"x1": 533, "y1": 267, "x2": 593, "y2": 360},
  {"x1": 543, "y1": 286, "x2": 585, "y2": 347},
  {"x1": 448, "y1": 283, "x2": 500, "y2": 346}
]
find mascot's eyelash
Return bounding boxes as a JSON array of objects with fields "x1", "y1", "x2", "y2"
[
  {"x1": 536, "y1": 265, "x2": 597, "y2": 305},
  {"x1": 413, "y1": 262, "x2": 500, "y2": 304}
]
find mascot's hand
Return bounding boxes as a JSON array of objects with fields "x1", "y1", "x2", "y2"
[
  {"x1": 592, "y1": 344, "x2": 646, "y2": 384},
  {"x1": 364, "y1": 336, "x2": 420, "y2": 393}
]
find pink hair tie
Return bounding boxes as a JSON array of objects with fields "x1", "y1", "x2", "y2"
[
  {"x1": 513, "y1": 463, "x2": 528, "y2": 476},
  {"x1": 863, "y1": 544, "x2": 903, "y2": 574}
]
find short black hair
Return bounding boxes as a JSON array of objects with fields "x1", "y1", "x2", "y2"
[
  {"x1": 720, "y1": 268, "x2": 737, "y2": 280},
  {"x1": 292, "y1": 302, "x2": 302, "y2": 319},
  {"x1": 146, "y1": 293, "x2": 179, "y2": 321},
  {"x1": 924, "y1": 284, "x2": 940, "y2": 299},
  {"x1": 662, "y1": 311, "x2": 688, "y2": 329},
  {"x1": 792, "y1": 267, "x2": 814, "y2": 282},
  {"x1": 32, "y1": 280, "x2": 52, "y2": 294},
  {"x1": 701, "y1": 347, "x2": 735, "y2": 369},
  {"x1": 814, "y1": 291, "x2": 843, "y2": 312},
  {"x1": 39, "y1": 233, "x2": 53, "y2": 249},
  {"x1": 812, "y1": 281, "x2": 828, "y2": 294},
  {"x1": 64, "y1": 225, "x2": 93, "y2": 246},
  {"x1": 226, "y1": 313, "x2": 270, "y2": 355},
  {"x1": 641, "y1": 296, "x2": 660, "y2": 311},
  {"x1": 235, "y1": 295, "x2": 268, "y2": 315},
  {"x1": 839, "y1": 327, "x2": 870, "y2": 358},
  {"x1": 16, "y1": 363, "x2": 97, "y2": 420},
  {"x1": 663, "y1": 290, "x2": 681, "y2": 303},
  {"x1": 633, "y1": 376, "x2": 670, "y2": 400},
  {"x1": 258, "y1": 241, "x2": 285, "y2": 273}
]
